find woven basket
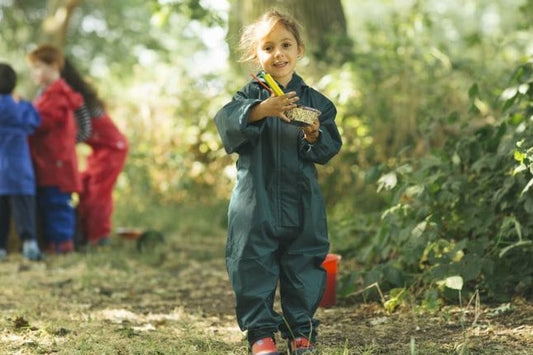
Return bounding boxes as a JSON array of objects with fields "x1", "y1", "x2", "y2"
[{"x1": 287, "y1": 105, "x2": 321, "y2": 125}]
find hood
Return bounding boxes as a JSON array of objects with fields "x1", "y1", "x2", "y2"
[{"x1": 47, "y1": 78, "x2": 83, "y2": 110}]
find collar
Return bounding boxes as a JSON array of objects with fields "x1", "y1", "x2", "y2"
[{"x1": 285, "y1": 73, "x2": 308, "y2": 92}]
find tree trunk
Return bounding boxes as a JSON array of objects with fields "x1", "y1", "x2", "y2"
[
  {"x1": 40, "y1": 0, "x2": 83, "y2": 46},
  {"x1": 227, "y1": 0, "x2": 352, "y2": 67}
]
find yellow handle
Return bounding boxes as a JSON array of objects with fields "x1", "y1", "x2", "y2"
[{"x1": 263, "y1": 73, "x2": 284, "y2": 96}]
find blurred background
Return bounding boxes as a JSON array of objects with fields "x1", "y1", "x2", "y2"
[{"x1": 2, "y1": 0, "x2": 533, "y2": 305}]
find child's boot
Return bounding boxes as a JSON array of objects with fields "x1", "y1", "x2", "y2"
[
  {"x1": 22, "y1": 240, "x2": 43, "y2": 261},
  {"x1": 288, "y1": 337, "x2": 315, "y2": 355},
  {"x1": 251, "y1": 337, "x2": 280, "y2": 355}
]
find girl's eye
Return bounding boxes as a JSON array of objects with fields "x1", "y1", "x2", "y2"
[
  {"x1": 264, "y1": 46, "x2": 273, "y2": 52},
  {"x1": 283, "y1": 43, "x2": 292, "y2": 48}
]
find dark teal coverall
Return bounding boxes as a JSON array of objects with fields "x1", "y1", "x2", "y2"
[{"x1": 214, "y1": 73, "x2": 342, "y2": 345}]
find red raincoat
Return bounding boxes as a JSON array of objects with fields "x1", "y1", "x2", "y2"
[{"x1": 29, "y1": 79, "x2": 83, "y2": 193}]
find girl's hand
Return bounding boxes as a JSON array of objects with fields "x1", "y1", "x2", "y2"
[
  {"x1": 303, "y1": 118, "x2": 320, "y2": 144},
  {"x1": 248, "y1": 91, "x2": 299, "y2": 123}
]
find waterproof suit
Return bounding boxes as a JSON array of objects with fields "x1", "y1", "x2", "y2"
[
  {"x1": 215, "y1": 73, "x2": 342, "y2": 344},
  {"x1": 78, "y1": 109, "x2": 128, "y2": 245}
]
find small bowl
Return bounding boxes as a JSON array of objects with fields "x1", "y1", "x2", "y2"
[
  {"x1": 116, "y1": 227, "x2": 144, "y2": 240},
  {"x1": 287, "y1": 105, "x2": 321, "y2": 125}
]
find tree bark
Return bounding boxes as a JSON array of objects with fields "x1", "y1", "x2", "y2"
[
  {"x1": 40, "y1": 0, "x2": 83, "y2": 46},
  {"x1": 227, "y1": 0, "x2": 353, "y2": 67}
]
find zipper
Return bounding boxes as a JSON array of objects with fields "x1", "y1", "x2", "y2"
[{"x1": 275, "y1": 118, "x2": 281, "y2": 227}]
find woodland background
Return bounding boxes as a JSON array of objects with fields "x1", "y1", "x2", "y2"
[{"x1": 2, "y1": 0, "x2": 533, "y2": 308}]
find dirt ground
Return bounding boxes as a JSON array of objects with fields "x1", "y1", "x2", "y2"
[{"x1": 0, "y1": 232, "x2": 532, "y2": 354}]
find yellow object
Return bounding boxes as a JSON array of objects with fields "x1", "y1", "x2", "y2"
[{"x1": 263, "y1": 73, "x2": 284, "y2": 96}]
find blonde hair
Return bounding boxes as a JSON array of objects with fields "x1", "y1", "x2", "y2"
[
  {"x1": 27, "y1": 44, "x2": 65, "y2": 70},
  {"x1": 238, "y1": 9, "x2": 304, "y2": 63}
]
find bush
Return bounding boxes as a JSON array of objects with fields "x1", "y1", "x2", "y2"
[{"x1": 344, "y1": 58, "x2": 533, "y2": 304}]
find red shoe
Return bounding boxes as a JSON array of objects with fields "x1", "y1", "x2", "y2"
[
  {"x1": 56, "y1": 240, "x2": 75, "y2": 253},
  {"x1": 46, "y1": 240, "x2": 75, "y2": 254},
  {"x1": 288, "y1": 337, "x2": 315, "y2": 355},
  {"x1": 251, "y1": 337, "x2": 279, "y2": 355}
]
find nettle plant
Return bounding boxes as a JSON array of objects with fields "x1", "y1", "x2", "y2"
[{"x1": 365, "y1": 59, "x2": 533, "y2": 306}]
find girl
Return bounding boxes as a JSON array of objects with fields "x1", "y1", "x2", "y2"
[
  {"x1": 61, "y1": 58, "x2": 128, "y2": 248},
  {"x1": 27, "y1": 45, "x2": 84, "y2": 254},
  {"x1": 214, "y1": 9, "x2": 342, "y2": 355}
]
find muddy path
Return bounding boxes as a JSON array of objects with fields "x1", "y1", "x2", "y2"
[{"x1": 0, "y1": 232, "x2": 531, "y2": 354}]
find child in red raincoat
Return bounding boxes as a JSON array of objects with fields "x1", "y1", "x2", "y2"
[
  {"x1": 61, "y1": 58, "x2": 128, "y2": 247},
  {"x1": 27, "y1": 45, "x2": 83, "y2": 253}
]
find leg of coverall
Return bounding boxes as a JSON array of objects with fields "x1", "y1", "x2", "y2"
[
  {"x1": 226, "y1": 222, "x2": 283, "y2": 346},
  {"x1": 0, "y1": 196, "x2": 10, "y2": 250},
  {"x1": 278, "y1": 220, "x2": 329, "y2": 342},
  {"x1": 10, "y1": 195, "x2": 37, "y2": 242}
]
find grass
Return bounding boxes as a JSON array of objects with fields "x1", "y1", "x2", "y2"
[{"x1": 1, "y1": 201, "x2": 532, "y2": 354}]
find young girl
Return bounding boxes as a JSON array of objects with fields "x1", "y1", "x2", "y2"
[
  {"x1": 214, "y1": 10, "x2": 342, "y2": 355},
  {"x1": 61, "y1": 58, "x2": 128, "y2": 248},
  {"x1": 27, "y1": 45, "x2": 84, "y2": 254}
]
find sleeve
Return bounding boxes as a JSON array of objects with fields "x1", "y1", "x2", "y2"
[
  {"x1": 214, "y1": 88, "x2": 265, "y2": 154},
  {"x1": 18, "y1": 100, "x2": 41, "y2": 133},
  {"x1": 35, "y1": 91, "x2": 68, "y2": 131},
  {"x1": 298, "y1": 96, "x2": 342, "y2": 165},
  {"x1": 74, "y1": 104, "x2": 92, "y2": 142}
]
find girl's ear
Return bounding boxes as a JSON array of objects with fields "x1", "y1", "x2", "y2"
[{"x1": 297, "y1": 45, "x2": 305, "y2": 59}]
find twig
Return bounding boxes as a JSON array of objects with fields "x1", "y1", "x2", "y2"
[{"x1": 347, "y1": 282, "x2": 386, "y2": 305}]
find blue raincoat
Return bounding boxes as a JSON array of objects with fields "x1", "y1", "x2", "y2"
[
  {"x1": 215, "y1": 73, "x2": 342, "y2": 344},
  {"x1": 0, "y1": 95, "x2": 40, "y2": 195}
]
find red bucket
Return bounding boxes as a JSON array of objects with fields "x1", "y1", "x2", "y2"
[{"x1": 319, "y1": 253, "x2": 342, "y2": 307}]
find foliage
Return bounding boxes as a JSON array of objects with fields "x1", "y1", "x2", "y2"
[{"x1": 346, "y1": 58, "x2": 533, "y2": 304}]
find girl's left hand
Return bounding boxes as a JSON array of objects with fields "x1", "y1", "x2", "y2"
[{"x1": 303, "y1": 119, "x2": 320, "y2": 144}]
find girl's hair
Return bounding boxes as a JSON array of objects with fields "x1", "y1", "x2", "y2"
[
  {"x1": 238, "y1": 9, "x2": 304, "y2": 63},
  {"x1": 61, "y1": 58, "x2": 104, "y2": 110},
  {"x1": 27, "y1": 44, "x2": 65, "y2": 69}
]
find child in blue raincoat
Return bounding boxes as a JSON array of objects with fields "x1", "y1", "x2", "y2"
[
  {"x1": 0, "y1": 63, "x2": 43, "y2": 260},
  {"x1": 214, "y1": 10, "x2": 342, "y2": 355}
]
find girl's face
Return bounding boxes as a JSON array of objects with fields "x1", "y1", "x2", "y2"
[
  {"x1": 30, "y1": 60, "x2": 60, "y2": 86},
  {"x1": 256, "y1": 23, "x2": 302, "y2": 87}
]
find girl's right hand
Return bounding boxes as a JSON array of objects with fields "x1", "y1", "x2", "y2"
[{"x1": 249, "y1": 91, "x2": 299, "y2": 123}]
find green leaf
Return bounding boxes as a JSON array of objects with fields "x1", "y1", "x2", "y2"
[
  {"x1": 377, "y1": 172, "x2": 398, "y2": 192},
  {"x1": 468, "y1": 83, "x2": 479, "y2": 99},
  {"x1": 514, "y1": 150, "x2": 526, "y2": 163},
  {"x1": 443, "y1": 275, "x2": 463, "y2": 290}
]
